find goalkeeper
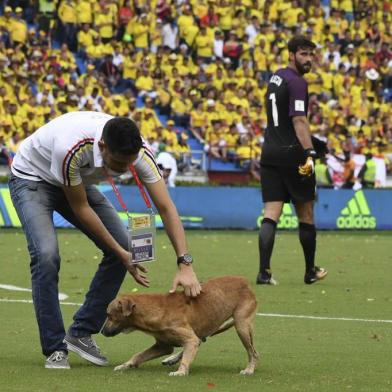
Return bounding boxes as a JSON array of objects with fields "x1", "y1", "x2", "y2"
[{"x1": 257, "y1": 36, "x2": 328, "y2": 286}]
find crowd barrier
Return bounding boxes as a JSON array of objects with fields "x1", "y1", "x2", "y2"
[{"x1": 0, "y1": 185, "x2": 391, "y2": 230}]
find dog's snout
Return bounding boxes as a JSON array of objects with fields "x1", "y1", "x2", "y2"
[
  {"x1": 101, "y1": 324, "x2": 117, "y2": 337},
  {"x1": 101, "y1": 318, "x2": 117, "y2": 337},
  {"x1": 101, "y1": 328, "x2": 113, "y2": 337}
]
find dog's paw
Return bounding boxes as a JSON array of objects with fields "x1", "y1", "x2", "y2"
[
  {"x1": 114, "y1": 364, "x2": 128, "y2": 371},
  {"x1": 239, "y1": 368, "x2": 254, "y2": 376},
  {"x1": 169, "y1": 370, "x2": 187, "y2": 376},
  {"x1": 114, "y1": 364, "x2": 132, "y2": 371}
]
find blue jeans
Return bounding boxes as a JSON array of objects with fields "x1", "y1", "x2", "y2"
[{"x1": 8, "y1": 175, "x2": 127, "y2": 356}]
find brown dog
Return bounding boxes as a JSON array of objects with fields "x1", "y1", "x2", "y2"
[{"x1": 101, "y1": 276, "x2": 258, "y2": 376}]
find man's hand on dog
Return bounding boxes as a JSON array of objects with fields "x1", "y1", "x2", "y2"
[{"x1": 170, "y1": 266, "x2": 202, "y2": 297}]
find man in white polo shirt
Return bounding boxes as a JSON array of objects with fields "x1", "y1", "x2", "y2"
[{"x1": 9, "y1": 112, "x2": 201, "y2": 369}]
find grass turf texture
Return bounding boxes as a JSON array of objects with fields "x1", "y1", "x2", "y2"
[{"x1": 0, "y1": 229, "x2": 391, "y2": 392}]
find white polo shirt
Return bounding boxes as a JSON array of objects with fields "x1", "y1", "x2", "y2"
[{"x1": 11, "y1": 111, "x2": 162, "y2": 186}]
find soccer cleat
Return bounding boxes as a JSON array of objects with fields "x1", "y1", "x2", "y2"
[
  {"x1": 304, "y1": 266, "x2": 328, "y2": 284},
  {"x1": 256, "y1": 273, "x2": 278, "y2": 285},
  {"x1": 64, "y1": 334, "x2": 108, "y2": 366},
  {"x1": 45, "y1": 350, "x2": 70, "y2": 369}
]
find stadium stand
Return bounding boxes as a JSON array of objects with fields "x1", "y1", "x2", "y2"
[{"x1": 0, "y1": 0, "x2": 391, "y2": 187}]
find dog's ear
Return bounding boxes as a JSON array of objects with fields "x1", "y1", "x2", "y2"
[{"x1": 117, "y1": 298, "x2": 135, "y2": 317}]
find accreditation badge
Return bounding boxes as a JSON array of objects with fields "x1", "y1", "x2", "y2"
[{"x1": 128, "y1": 212, "x2": 156, "y2": 264}]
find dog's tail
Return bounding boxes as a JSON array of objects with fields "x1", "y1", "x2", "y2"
[{"x1": 209, "y1": 318, "x2": 235, "y2": 337}]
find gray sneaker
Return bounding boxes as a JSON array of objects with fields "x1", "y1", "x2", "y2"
[
  {"x1": 45, "y1": 351, "x2": 70, "y2": 369},
  {"x1": 256, "y1": 273, "x2": 278, "y2": 285},
  {"x1": 64, "y1": 334, "x2": 108, "y2": 366}
]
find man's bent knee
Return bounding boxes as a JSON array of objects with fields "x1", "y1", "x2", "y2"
[{"x1": 30, "y1": 246, "x2": 61, "y2": 275}]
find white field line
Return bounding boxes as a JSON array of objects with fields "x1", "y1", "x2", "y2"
[
  {"x1": 0, "y1": 284, "x2": 68, "y2": 300},
  {"x1": 0, "y1": 298, "x2": 82, "y2": 306},
  {"x1": 0, "y1": 298, "x2": 391, "y2": 324},
  {"x1": 257, "y1": 312, "x2": 392, "y2": 324}
]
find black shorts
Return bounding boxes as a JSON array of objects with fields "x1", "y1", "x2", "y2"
[{"x1": 260, "y1": 165, "x2": 316, "y2": 203}]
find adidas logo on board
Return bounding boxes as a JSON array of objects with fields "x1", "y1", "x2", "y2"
[{"x1": 336, "y1": 191, "x2": 376, "y2": 229}]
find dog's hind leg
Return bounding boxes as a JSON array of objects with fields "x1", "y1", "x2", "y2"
[
  {"x1": 233, "y1": 298, "x2": 258, "y2": 375},
  {"x1": 114, "y1": 340, "x2": 174, "y2": 371}
]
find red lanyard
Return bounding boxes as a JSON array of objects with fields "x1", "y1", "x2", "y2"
[
  {"x1": 129, "y1": 164, "x2": 152, "y2": 210},
  {"x1": 105, "y1": 165, "x2": 152, "y2": 214}
]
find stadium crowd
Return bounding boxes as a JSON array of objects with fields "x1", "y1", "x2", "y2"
[{"x1": 0, "y1": 0, "x2": 391, "y2": 187}]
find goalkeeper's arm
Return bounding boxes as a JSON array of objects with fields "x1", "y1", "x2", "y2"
[
  {"x1": 292, "y1": 115, "x2": 314, "y2": 151},
  {"x1": 292, "y1": 116, "x2": 317, "y2": 176}
]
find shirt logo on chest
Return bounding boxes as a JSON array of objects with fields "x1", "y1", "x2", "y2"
[{"x1": 270, "y1": 75, "x2": 283, "y2": 86}]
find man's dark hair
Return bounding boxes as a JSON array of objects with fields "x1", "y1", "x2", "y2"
[
  {"x1": 288, "y1": 36, "x2": 316, "y2": 53},
  {"x1": 102, "y1": 117, "x2": 143, "y2": 155}
]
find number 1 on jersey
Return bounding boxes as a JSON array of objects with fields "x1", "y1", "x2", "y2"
[{"x1": 269, "y1": 93, "x2": 279, "y2": 126}]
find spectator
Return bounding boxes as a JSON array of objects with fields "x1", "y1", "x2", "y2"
[
  {"x1": 358, "y1": 150, "x2": 377, "y2": 188},
  {"x1": 6, "y1": 130, "x2": 22, "y2": 155},
  {"x1": 131, "y1": 13, "x2": 149, "y2": 52},
  {"x1": 95, "y1": 4, "x2": 115, "y2": 44},
  {"x1": 77, "y1": 23, "x2": 97, "y2": 57},
  {"x1": 76, "y1": 0, "x2": 93, "y2": 25},
  {"x1": 223, "y1": 32, "x2": 241, "y2": 69},
  {"x1": 57, "y1": 0, "x2": 78, "y2": 51},
  {"x1": 190, "y1": 100, "x2": 208, "y2": 143},
  {"x1": 9, "y1": 7, "x2": 28, "y2": 47},
  {"x1": 99, "y1": 54, "x2": 121, "y2": 91},
  {"x1": 156, "y1": 150, "x2": 178, "y2": 188},
  {"x1": 245, "y1": 16, "x2": 260, "y2": 47},
  {"x1": 315, "y1": 156, "x2": 333, "y2": 187},
  {"x1": 37, "y1": 1, "x2": 56, "y2": 35},
  {"x1": 171, "y1": 88, "x2": 191, "y2": 127},
  {"x1": 117, "y1": 0, "x2": 133, "y2": 41},
  {"x1": 195, "y1": 26, "x2": 214, "y2": 64},
  {"x1": 375, "y1": 42, "x2": 392, "y2": 65},
  {"x1": 150, "y1": 18, "x2": 163, "y2": 54},
  {"x1": 213, "y1": 29, "x2": 224, "y2": 59},
  {"x1": 342, "y1": 151, "x2": 356, "y2": 188},
  {"x1": 135, "y1": 68, "x2": 156, "y2": 99},
  {"x1": 200, "y1": 4, "x2": 219, "y2": 28},
  {"x1": 0, "y1": 135, "x2": 11, "y2": 165},
  {"x1": 162, "y1": 17, "x2": 179, "y2": 51}
]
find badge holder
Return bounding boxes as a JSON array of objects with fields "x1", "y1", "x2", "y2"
[
  {"x1": 127, "y1": 209, "x2": 156, "y2": 264},
  {"x1": 106, "y1": 165, "x2": 156, "y2": 265}
]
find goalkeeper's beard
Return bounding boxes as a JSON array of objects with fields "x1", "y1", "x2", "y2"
[{"x1": 295, "y1": 59, "x2": 312, "y2": 75}]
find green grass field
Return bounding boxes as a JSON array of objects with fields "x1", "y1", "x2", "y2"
[{"x1": 0, "y1": 229, "x2": 391, "y2": 392}]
